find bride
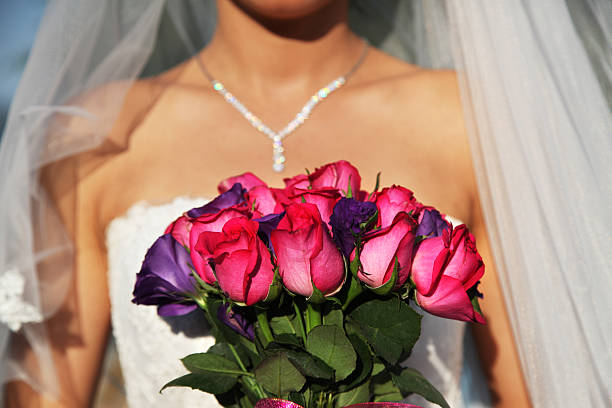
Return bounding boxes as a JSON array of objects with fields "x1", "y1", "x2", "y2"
[{"x1": 1, "y1": 1, "x2": 610, "y2": 407}]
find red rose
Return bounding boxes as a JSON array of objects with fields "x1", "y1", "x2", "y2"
[
  {"x1": 309, "y1": 160, "x2": 361, "y2": 197},
  {"x1": 354, "y1": 212, "x2": 416, "y2": 290},
  {"x1": 373, "y1": 185, "x2": 423, "y2": 228},
  {"x1": 270, "y1": 203, "x2": 345, "y2": 299},
  {"x1": 283, "y1": 173, "x2": 310, "y2": 193},
  {"x1": 196, "y1": 218, "x2": 274, "y2": 305},
  {"x1": 289, "y1": 188, "x2": 341, "y2": 226},
  {"x1": 189, "y1": 206, "x2": 251, "y2": 284},
  {"x1": 411, "y1": 225, "x2": 485, "y2": 323}
]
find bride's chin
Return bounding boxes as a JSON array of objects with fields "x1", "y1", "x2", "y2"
[{"x1": 231, "y1": 0, "x2": 337, "y2": 20}]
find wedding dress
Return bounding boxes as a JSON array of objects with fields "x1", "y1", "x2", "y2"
[{"x1": 105, "y1": 197, "x2": 490, "y2": 408}]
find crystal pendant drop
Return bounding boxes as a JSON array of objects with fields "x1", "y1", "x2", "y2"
[{"x1": 272, "y1": 137, "x2": 285, "y2": 173}]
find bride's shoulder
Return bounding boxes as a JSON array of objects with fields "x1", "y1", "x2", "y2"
[{"x1": 358, "y1": 47, "x2": 463, "y2": 114}]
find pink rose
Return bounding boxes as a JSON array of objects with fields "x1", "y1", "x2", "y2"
[
  {"x1": 270, "y1": 203, "x2": 345, "y2": 299},
  {"x1": 165, "y1": 214, "x2": 192, "y2": 247},
  {"x1": 218, "y1": 172, "x2": 266, "y2": 193},
  {"x1": 309, "y1": 160, "x2": 361, "y2": 197},
  {"x1": 195, "y1": 218, "x2": 274, "y2": 305},
  {"x1": 411, "y1": 225, "x2": 486, "y2": 323},
  {"x1": 246, "y1": 185, "x2": 282, "y2": 216},
  {"x1": 354, "y1": 212, "x2": 416, "y2": 290},
  {"x1": 189, "y1": 206, "x2": 251, "y2": 284},
  {"x1": 289, "y1": 188, "x2": 341, "y2": 226},
  {"x1": 374, "y1": 185, "x2": 423, "y2": 228}
]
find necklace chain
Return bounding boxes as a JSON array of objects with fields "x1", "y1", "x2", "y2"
[{"x1": 196, "y1": 40, "x2": 369, "y2": 172}]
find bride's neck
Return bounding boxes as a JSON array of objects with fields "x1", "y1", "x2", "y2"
[{"x1": 201, "y1": 0, "x2": 363, "y2": 96}]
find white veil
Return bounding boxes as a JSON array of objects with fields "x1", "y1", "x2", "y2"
[{"x1": 0, "y1": 0, "x2": 610, "y2": 406}]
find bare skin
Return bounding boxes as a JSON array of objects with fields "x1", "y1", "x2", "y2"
[{"x1": 5, "y1": 1, "x2": 531, "y2": 407}]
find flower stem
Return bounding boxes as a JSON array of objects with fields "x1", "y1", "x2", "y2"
[
  {"x1": 293, "y1": 302, "x2": 307, "y2": 344},
  {"x1": 229, "y1": 344, "x2": 267, "y2": 400},
  {"x1": 305, "y1": 302, "x2": 322, "y2": 333},
  {"x1": 256, "y1": 308, "x2": 274, "y2": 345},
  {"x1": 342, "y1": 274, "x2": 364, "y2": 312}
]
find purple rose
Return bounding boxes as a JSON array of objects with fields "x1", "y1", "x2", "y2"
[
  {"x1": 217, "y1": 303, "x2": 255, "y2": 341},
  {"x1": 416, "y1": 208, "x2": 451, "y2": 238},
  {"x1": 187, "y1": 183, "x2": 246, "y2": 218},
  {"x1": 329, "y1": 198, "x2": 378, "y2": 258},
  {"x1": 132, "y1": 234, "x2": 199, "y2": 316}
]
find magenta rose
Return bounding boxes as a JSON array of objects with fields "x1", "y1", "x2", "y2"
[
  {"x1": 354, "y1": 212, "x2": 417, "y2": 290},
  {"x1": 309, "y1": 160, "x2": 361, "y2": 197},
  {"x1": 195, "y1": 218, "x2": 275, "y2": 305},
  {"x1": 165, "y1": 183, "x2": 247, "y2": 246},
  {"x1": 246, "y1": 185, "x2": 282, "y2": 216},
  {"x1": 218, "y1": 172, "x2": 266, "y2": 193},
  {"x1": 289, "y1": 187, "x2": 341, "y2": 226},
  {"x1": 283, "y1": 173, "x2": 310, "y2": 192},
  {"x1": 411, "y1": 225, "x2": 485, "y2": 323},
  {"x1": 189, "y1": 206, "x2": 251, "y2": 284},
  {"x1": 270, "y1": 203, "x2": 345, "y2": 299},
  {"x1": 374, "y1": 185, "x2": 423, "y2": 228}
]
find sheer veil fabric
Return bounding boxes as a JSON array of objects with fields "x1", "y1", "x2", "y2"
[{"x1": 0, "y1": 0, "x2": 610, "y2": 406}]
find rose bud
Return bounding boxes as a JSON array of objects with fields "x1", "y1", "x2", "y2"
[
  {"x1": 329, "y1": 197, "x2": 378, "y2": 258},
  {"x1": 189, "y1": 206, "x2": 251, "y2": 284},
  {"x1": 196, "y1": 218, "x2": 275, "y2": 305},
  {"x1": 374, "y1": 185, "x2": 423, "y2": 228},
  {"x1": 217, "y1": 303, "x2": 255, "y2": 341},
  {"x1": 354, "y1": 212, "x2": 417, "y2": 292},
  {"x1": 270, "y1": 203, "x2": 345, "y2": 300},
  {"x1": 411, "y1": 225, "x2": 486, "y2": 323},
  {"x1": 309, "y1": 160, "x2": 361, "y2": 197},
  {"x1": 415, "y1": 207, "x2": 452, "y2": 238},
  {"x1": 218, "y1": 172, "x2": 266, "y2": 193},
  {"x1": 132, "y1": 234, "x2": 200, "y2": 316},
  {"x1": 289, "y1": 187, "x2": 341, "y2": 226}
]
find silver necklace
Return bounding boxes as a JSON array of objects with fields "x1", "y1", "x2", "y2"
[{"x1": 196, "y1": 41, "x2": 369, "y2": 172}]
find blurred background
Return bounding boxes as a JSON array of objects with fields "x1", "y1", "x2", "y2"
[{"x1": 0, "y1": 0, "x2": 46, "y2": 136}]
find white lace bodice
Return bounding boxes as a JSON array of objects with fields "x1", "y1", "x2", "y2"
[{"x1": 106, "y1": 197, "x2": 486, "y2": 408}]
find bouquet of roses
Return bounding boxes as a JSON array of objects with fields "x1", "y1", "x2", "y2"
[{"x1": 132, "y1": 160, "x2": 485, "y2": 408}]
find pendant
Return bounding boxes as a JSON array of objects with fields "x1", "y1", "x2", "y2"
[{"x1": 272, "y1": 137, "x2": 285, "y2": 172}]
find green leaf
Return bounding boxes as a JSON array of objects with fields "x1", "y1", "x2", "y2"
[
  {"x1": 306, "y1": 325, "x2": 357, "y2": 381},
  {"x1": 161, "y1": 372, "x2": 237, "y2": 395},
  {"x1": 270, "y1": 315, "x2": 296, "y2": 335},
  {"x1": 371, "y1": 373, "x2": 399, "y2": 396},
  {"x1": 255, "y1": 352, "x2": 306, "y2": 397},
  {"x1": 181, "y1": 353, "x2": 244, "y2": 376},
  {"x1": 269, "y1": 333, "x2": 302, "y2": 348},
  {"x1": 372, "y1": 362, "x2": 385, "y2": 376},
  {"x1": 348, "y1": 297, "x2": 421, "y2": 364},
  {"x1": 335, "y1": 380, "x2": 371, "y2": 407},
  {"x1": 208, "y1": 343, "x2": 251, "y2": 369},
  {"x1": 285, "y1": 349, "x2": 334, "y2": 380},
  {"x1": 323, "y1": 307, "x2": 344, "y2": 328},
  {"x1": 373, "y1": 392, "x2": 403, "y2": 402},
  {"x1": 339, "y1": 333, "x2": 373, "y2": 391},
  {"x1": 392, "y1": 367, "x2": 450, "y2": 408}
]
